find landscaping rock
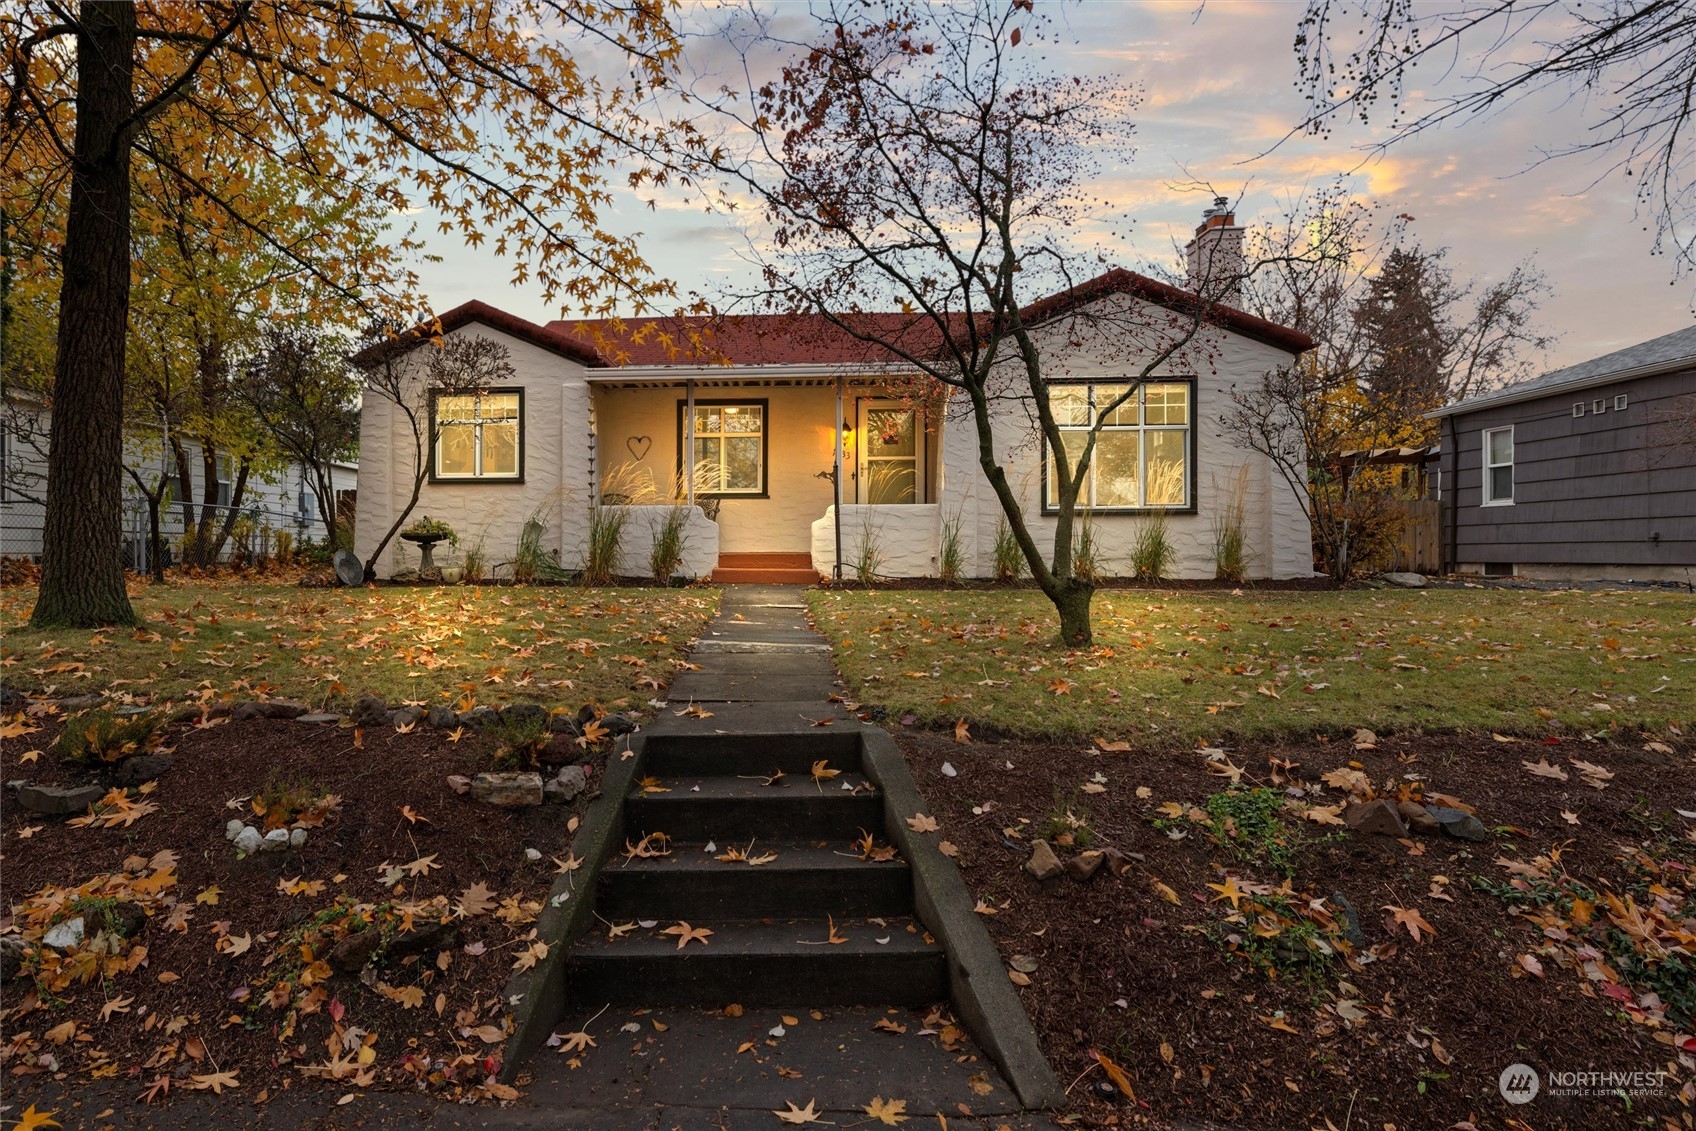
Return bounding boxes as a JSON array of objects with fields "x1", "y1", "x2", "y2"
[
  {"x1": 545, "y1": 765, "x2": 589, "y2": 804},
  {"x1": 114, "y1": 705, "x2": 154, "y2": 717},
  {"x1": 1330, "y1": 892, "x2": 1367, "y2": 948},
  {"x1": 0, "y1": 686, "x2": 24, "y2": 711},
  {"x1": 392, "y1": 705, "x2": 425, "y2": 729},
  {"x1": 391, "y1": 568, "x2": 421, "y2": 583},
  {"x1": 576, "y1": 704, "x2": 599, "y2": 727},
  {"x1": 0, "y1": 935, "x2": 26, "y2": 983},
  {"x1": 1344, "y1": 798, "x2": 1409, "y2": 838},
  {"x1": 389, "y1": 918, "x2": 459, "y2": 959},
  {"x1": 548, "y1": 713, "x2": 582, "y2": 736},
  {"x1": 231, "y1": 701, "x2": 268, "y2": 721},
  {"x1": 296, "y1": 712, "x2": 343, "y2": 725},
  {"x1": 426, "y1": 706, "x2": 460, "y2": 730},
  {"x1": 17, "y1": 783, "x2": 104, "y2": 816},
  {"x1": 60, "y1": 694, "x2": 105, "y2": 711},
  {"x1": 1396, "y1": 800, "x2": 1441, "y2": 834},
  {"x1": 262, "y1": 828, "x2": 291, "y2": 851},
  {"x1": 1380, "y1": 571, "x2": 1428, "y2": 588},
  {"x1": 1065, "y1": 850, "x2": 1104, "y2": 882},
  {"x1": 329, "y1": 928, "x2": 381, "y2": 973},
  {"x1": 471, "y1": 771, "x2": 544, "y2": 808},
  {"x1": 332, "y1": 549, "x2": 364, "y2": 588},
  {"x1": 233, "y1": 826, "x2": 265, "y2": 855},
  {"x1": 1024, "y1": 840, "x2": 1064, "y2": 881},
  {"x1": 601, "y1": 714, "x2": 636, "y2": 738},
  {"x1": 262, "y1": 699, "x2": 311, "y2": 720},
  {"x1": 42, "y1": 917, "x2": 85, "y2": 950},
  {"x1": 1099, "y1": 846, "x2": 1135, "y2": 878},
  {"x1": 500, "y1": 703, "x2": 549, "y2": 730},
  {"x1": 111, "y1": 902, "x2": 147, "y2": 938},
  {"x1": 1427, "y1": 805, "x2": 1489, "y2": 842},
  {"x1": 462, "y1": 706, "x2": 499, "y2": 730},
  {"x1": 290, "y1": 828, "x2": 308, "y2": 848},
  {"x1": 350, "y1": 694, "x2": 393, "y2": 729},
  {"x1": 226, "y1": 819, "x2": 246, "y2": 841},
  {"x1": 112, "y1": 754, "x2": 172, "y2": 786}
]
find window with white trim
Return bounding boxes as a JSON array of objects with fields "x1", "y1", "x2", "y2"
[
  {"x1": 1482, "y1": 426, "x2": 1514, "y2": 505},
  {"x1": 432, "y1": 389, "x2": 523, "y2": 480},
  {"x1": 686, "y1": 401, "x2": 765, "y2": 495},
  {"x1": 1045, "y1": 381, "x2": 1192, "y2": 511}
]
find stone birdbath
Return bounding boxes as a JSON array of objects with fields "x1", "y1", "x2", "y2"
[{"x1": 400, "y1": 531, "x2": 449, "y2": 571}]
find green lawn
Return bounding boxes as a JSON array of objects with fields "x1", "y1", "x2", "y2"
[
  {"x1": 1, "y1": 581, "x2": 719, "y2": 711},
  {"x1": 807, "y1": 587, "x2": 1694, "y2": 745}
]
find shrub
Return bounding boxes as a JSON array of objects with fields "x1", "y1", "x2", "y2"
[
  {"x1": 52, "y1": 708, "x2": 168, "y2": 766},
  {"x1": 489, "y1": 711, "x2": 551, "y2": 770},
  {"x1": 1072, "y1": 516, "x2": 1102, "y2": 583},
  {"x1": 253, "y1": 776, "x2": 336, "y2": 830},
  {"x1": 938, "y1": 510, "x2": 965, "y2": 584},
  {"x1": 1038, "y1": 786, "x2": 1095, "y2": 848},
  {"x1": 583, "y1": 506, "x2": 627, "y2": 586},
  {"x1": 852, "y1": 521, "x2": 884, "y2": 584},
  {"x1": 461, "y1": 536, "x2": 487, "y2": 582},
  {"x1": 1130, "y1": 509, "x2": 1174, "y2": 581},
  {"x1": 1211, "y1": 467, "x2": 1252, "y2": 582},
  {"x1": 992, "y1": 517, "x2": 1023, "y2": 581},
  {"x1": 648, "y1": 505, "x2": 691, "y2": 583},
  {"x1": 403, "y1": 515, "x2": 458, "y2": 542}
]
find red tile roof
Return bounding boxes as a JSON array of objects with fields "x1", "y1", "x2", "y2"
[
  {"x1": 351, "y1": 300, "x2": 606, "y2": 368},
  {"x1": 553, "y1": 269, "x2": 1312, "y2": 365}
]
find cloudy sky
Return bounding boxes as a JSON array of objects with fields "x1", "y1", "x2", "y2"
[{"x1": 408, "y1": 1, "x2": 1691, "y2": 374}]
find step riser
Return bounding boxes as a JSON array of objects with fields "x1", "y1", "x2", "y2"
[
  {"x1": 564, "y1": 952, "x2": 948, "y2": 1007},
  {"x1": 714, "y1": 553, "x2": 815, "y2": 568},
  {"x1": 598, "y1": 866, "x2": 912, "y2": 920},
  {"x1": 643, "y1": 733, "x2": 864, "y2": 776},
  {"x1": 623, "y1": 797, "x2": 885, "y2": 841}
]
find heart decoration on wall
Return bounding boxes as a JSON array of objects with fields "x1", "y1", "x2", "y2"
[{"x1": 626, "y1": 435, "x2": 652, "y2": 460}]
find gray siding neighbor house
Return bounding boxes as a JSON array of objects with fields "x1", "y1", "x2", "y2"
[{"x1": 1427, "y1": 325, "x2": 1696, "y2": 582}]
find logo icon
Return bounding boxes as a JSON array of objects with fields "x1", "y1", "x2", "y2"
[{"x1": 1499, "y1": 1063, "x2": 1540, "y2": 1104}]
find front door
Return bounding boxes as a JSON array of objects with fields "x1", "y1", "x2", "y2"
[{"x1": 855, "y1": 400, "x2": 925, "y2": 504}]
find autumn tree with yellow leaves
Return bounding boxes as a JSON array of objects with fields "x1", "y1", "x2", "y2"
[{"x1": 2, "y1": 1, "x2": 682, "y2": 626}]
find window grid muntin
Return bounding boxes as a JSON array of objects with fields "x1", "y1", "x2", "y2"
[
  {"x1": 691, "y1": 402, "x2": 765, "y2": 494},
  {"x1": 434, "y1": 390, "x2": 522, "y2": 480},
  {"x1": 1047, "y1": 382, "x2": 1191, "y2": 510}
]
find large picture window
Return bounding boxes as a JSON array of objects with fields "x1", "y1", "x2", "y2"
[
  {"x1": 680, "y1": 400, "x2": 766, "y2": 495},
  {"x1": 1044, "y1": 381, "x2": 1193, "y2": 511},
  {"x1": 1482, "y1": 425, "x2": 1514, "y2": 505},
  {"x1": 432, "y1": 389, "x2": 523, "y2": 481}
]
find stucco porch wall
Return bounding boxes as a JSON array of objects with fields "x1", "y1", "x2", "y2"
[
  {"x1": 603, "y1": 505, "x2": 719, "y2": 580},
  {"x1": 354, "y1": 325, "x2": 593, "y2": 579},
  {"x1": 811, "y1": 504, "x2": 941, "y2": 578},
  {"x1": 935, "y1": 295, "x2": 1314, "y2": 581},
  {"x1": 592, "y1": 382, "x2": 940, "y2": 556}
]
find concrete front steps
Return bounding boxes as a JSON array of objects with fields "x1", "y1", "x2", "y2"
[
  {"x1": 563, "y1": 732, "x2": 948, "y2": 1008},
  {"x1": 708, "y1": 552, "x2": 821, "y2": 585}
]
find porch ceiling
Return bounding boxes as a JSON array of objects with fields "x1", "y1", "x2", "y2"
[{"x1": 584, "y1": 364, "x2": 914, "y2": 390}]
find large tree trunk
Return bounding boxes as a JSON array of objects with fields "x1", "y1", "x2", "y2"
[
  {"x1": 30, "y1": 3, "x2": 138, "y2": 627},
  {"x1": 1048, "y1": 577, "x2": 1095, "y2": 647}
]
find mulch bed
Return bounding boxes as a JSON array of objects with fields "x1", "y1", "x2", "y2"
[
  {"x1": 1, "y1": 710, "x2": 598, "y2": 1111},
  {"x1": 900, "y1": 728, "x2": 1695, "y2": 1130}
]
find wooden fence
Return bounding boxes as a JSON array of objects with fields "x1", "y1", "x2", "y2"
[{"x1": 1390, "y1": 499, "x2": 1441, "y2": 574}]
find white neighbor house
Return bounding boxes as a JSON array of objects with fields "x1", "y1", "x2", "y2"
[{"x1": 353, "y1": 213, "x2": 1316, "y2": 583}]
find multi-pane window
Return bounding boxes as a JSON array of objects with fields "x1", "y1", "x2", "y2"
[
  {"x1": 1482, "y1": 425, "x2": 1513, "y2": 505},
  {"x1": 1045, "y1": 381, "x2": 1192, "y2": 510},
  {"x1": 687, "y1": 402, "x2": 765, "y2": 494},
  {"x1": 433, "y1": 390, "x2": 522, "y2": 480},
  {"x1": 859, "y1": 403, "x2": 924, "y2": 504}
]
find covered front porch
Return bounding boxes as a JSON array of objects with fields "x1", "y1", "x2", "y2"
[{"x1": 588, "y1": 369, "x2": 942, "y2": 580}]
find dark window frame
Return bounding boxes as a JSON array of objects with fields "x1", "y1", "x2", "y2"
[
  {"x1": 428, "y1": 386, "x2": 527, "y2": 484},
  {"x1": 675, "y1": 398, "x2": 771, "y2": 499},
  {"x1": 1039, "y1": 377, "x2": 1199, "y2": 516}
]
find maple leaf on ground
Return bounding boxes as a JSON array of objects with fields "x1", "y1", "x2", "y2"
[
  {"x1": 557, "y1": 1028, "x2": 596, "y2": 1053},
  {"x1": 101, "y1": 995, "x2": 135, "y2": 1021},
  {"x1": 513, "y1": 939, "x2": 549, "y2": 972},
  {"x1": 1091, "y1": 1048, "x2": 1136, "y2": 1099},
  {"x1": 400, "y1": 805, "x2": 431, "y2": 825},
  {"x1": 810, "y1": 760, "x2": 842, "y2": 790},
  {"x1": 865, "y1": 1096, "x2": 909, "y2": 1124},
  {"x1": 1383, "y1": 904, "x2": 1437, "y2": 943},
  {"x1": 1208, "y1": 877, "x2": 1247, "y2": 910},
  {"x1": 905, "y1": 813, "x2": 939, "y2": 833},
  {"x1": 218, "y1": 932, "x2": 253, "y2": 957},
  {"x1": 1521, "y1": 759, "x2": 1569, "y2": 781},
  {"x1": 404, "y1": 853, "x2": 442, "y2": 877},
  {"x1": 773, "y1": 1099, "x2": 824, "y2": 1124},
  {"x1": 953, "y1": 719, "x2": 972, "y2": 744},
  {"x1": 12, "y1": 1104, "x2": 62, "y2": 1130},
  {"x1": 188, "y1": 1070, "x2": 240, "y2": 1094},
  {"x1": 661, "y1": 921, "x2": 713, "y2": 949}
]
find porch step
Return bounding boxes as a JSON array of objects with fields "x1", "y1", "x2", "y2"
[
  {"x1": 565, "y1": 916, "x2": 947, "y2": 1006},
  {"x1": 598, "y1": 841, "x2": 912, "y2": 920},
  {"x1": 625, "y1": 777, "x2": 884, "y2": 841},
  {"x1": 710, "y1": 567, "x2": 821, "y2": 584},
  {"x1": 710, "y1": 552, "x2": 821, "y2": 585}
]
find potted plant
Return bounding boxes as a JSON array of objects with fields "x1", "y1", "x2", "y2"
[{"x1": 400, "y1": 516, "x2": 457, "y2": 573}]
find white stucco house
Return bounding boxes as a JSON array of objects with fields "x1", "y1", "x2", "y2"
[{"x1": 352, "y1": 211, "x2": 1316, "y2": 583}]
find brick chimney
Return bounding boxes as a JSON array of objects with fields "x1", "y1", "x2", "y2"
[{"x1": 1184, "y1": 196, "x2": 1244, "y2": 306}]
